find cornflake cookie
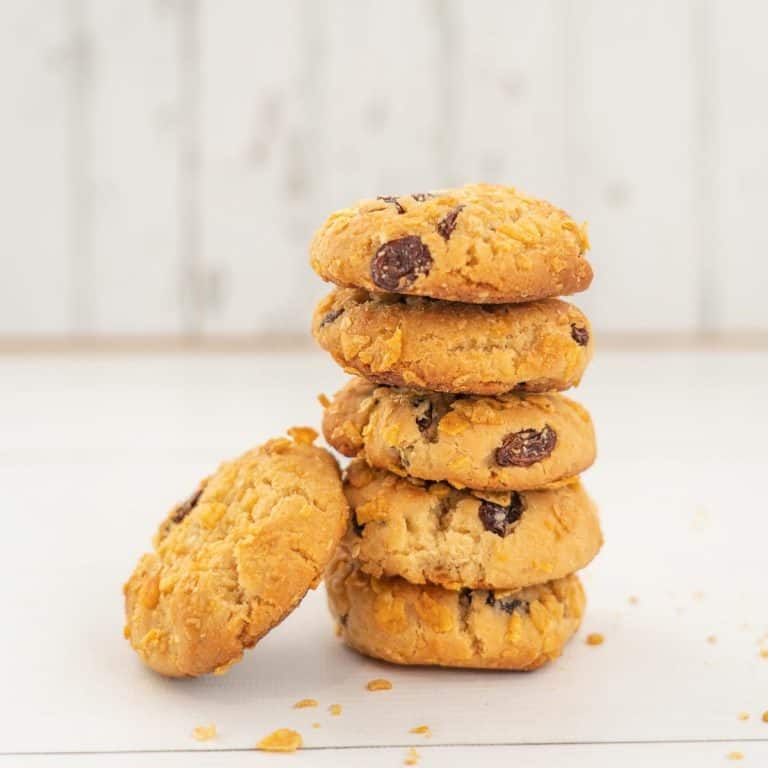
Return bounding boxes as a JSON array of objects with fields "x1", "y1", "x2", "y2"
[
  {"x1": 313, "y1": 289, "x2": 592, "y2": 395},
  {"x1": 326, "y1": 547, "x2": 586, "y2": 670},
  {"x1": 310, "y1": 183, "x2": 591, "y2": 304},
  {"x1": 343, "y1": 461, "x2": 602, "y2": 590},
  {"x1": 123, "y1": 431, "x2": 348, "y2": 677},
  {"x1": 324, "y1": 379, "x2": 596, "y2": 490}
]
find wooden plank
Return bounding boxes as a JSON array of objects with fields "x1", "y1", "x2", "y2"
[
  {"x1": 711, "y1": 0, "x2": 768, "y2": 331},
  {"x1": 198, "y1": 0, "x2": 322, "y2": 335},
  {"x1": 563, "y1": 0, "x2": 699, "y2": 332},
  {"x1": 85, "y1": 0, "x2": 182, "y2": 333},
  {"x1": 0, "y1": 2, "x2": 74, "y2": 334},
  {"x1": 453, "y1": 0, "x2": 569, "y2": 202}
]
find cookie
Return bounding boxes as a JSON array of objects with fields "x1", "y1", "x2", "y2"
[
  {"x1": 323, "y1": 379, "x2": 596, "y2": 490},
  {"x1": 310, "y1": 183, "x2": 592, "y2": 304},
  {"x1": 313, "y1": 289, "x2": 592, "y2": 395},
  {"x1": 326, "y1": 548, "x2": 585, "y2": 670},
  {"x1": 123, "y1": 430, "x2": 348, "y2": 677},
  {"x1": 343, "y1": 461, "x2": 602, "y2": 590}
]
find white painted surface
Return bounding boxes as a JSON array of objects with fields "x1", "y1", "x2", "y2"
[
  {"x1": 0, "y1": 0, "x2": 767, "y2": 335},
  {"x1": 0, "y1": 349, "x2": 766, "y2": 765}
]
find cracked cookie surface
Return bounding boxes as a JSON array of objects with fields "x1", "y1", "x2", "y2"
[
  {"x1": 326, "y1": 546, "x2": 585, "y2": 670},
  {"x1": 324, "y1": 379, "x2": 596, "y2": 490},
  {"x1": 310, "y1": 183, "x2": 592, "y2": 304},
  {"x1": 123, "y1": 432, "x2": 348, "y2": 677},
  {"x1": 343, "y1": 461, "x2": 602, "y2": 590},
  {"x1": 313, "y1": 289, "x2": 592, "y2": 395}
]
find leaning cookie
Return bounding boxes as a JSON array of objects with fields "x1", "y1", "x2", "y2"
[
  {"x1": 310, "y1": 183, "x2": 591, "y2": 304},
  {"x1": 326, "y1": 547, "x2": 586, "y2": 670},
  {"x1": 343, "y1": 461, "x2": 602, "y2": 590},
  {"x1": 123, "y1": 429, "x2": 348, "y2": 677},
  {"x1": 323, "y1": 379, "x2": 596, "y2": 491},
  {"x1": 313, "y1": 289, "x2": 592, "y2": 395}
]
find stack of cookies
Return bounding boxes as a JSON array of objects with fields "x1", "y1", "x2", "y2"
[{"x1": 310, "y1": 183, "x2": 601, "y2": 671}]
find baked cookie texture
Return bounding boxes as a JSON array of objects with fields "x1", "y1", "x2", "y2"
[
  {"x1": 326, "y1": 546, "x2": 586, "y2": 670},
  {"x1": 124, "y1": 431, "x2": 348, "y2": 677},
  {"x1": 323, "y1": 379, "x2": 596, "y2": 491},
  {"x1": 310, "y1": 183, "x2": 592, "y2": 304},
  {"x1": 313, "y1": 289, "x2": 592, "y2": 395},
  {"x1": 343, "y1": 461, "x2": 602, "y2": 590}
]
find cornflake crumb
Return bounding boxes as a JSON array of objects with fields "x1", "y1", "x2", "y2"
[
  {"x1": 628, "y1": 596, "x2": 639, "y2": 605},
  {"x1": 760, "y1": 649, "x2": 768, "y2": 659},
  {"x1": 287, "y1": 426, "x2": 318, "y2": 445},
  {"x1": 256, "y1": 728, "x2": 303, "y2": 753},
  {"x1": 738, "y1": 712, "x2": 750, "y2": 721},
  {"x1": 410, "y1": 725, "x2": 432, "y2": 738},
  {"x1": 318, "y1": 393, "x2": 331, "y2": 408},
  {"x1": 727, "y1": 751, "x2": 744, "y2": 760},
  {"x1": 763, "y1": 711, "x2": 768, "y2": 723},
  {"x1": 707, "y1": 635, "x2": 718, "y2": 645},
  {"x1": 367, "y1": 678, "x2": 393, "y2": 691},
  {"x1": 329, "y1": 704, "x2": 342, "y2": 716},
  {"x1": 405, "y1": 747, "x2": 420, "y2": 765},
  {"x1": 293, "y1": 698, "x2": 319, "y2": 709},
  {"x1": 192, "y1": 723, "x2": 216, "y2": 742},
  {"x1": 312, "y1": 722, "x2": 321, "y2": 729},
  {"x1": 586, "y1": 633, "x2": 604, "y2": 646}
]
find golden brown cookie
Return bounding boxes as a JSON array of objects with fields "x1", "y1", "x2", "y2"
[
  {"x1": 313, "y1": 289, "x2": 592, "y2": 395},
  {"x1": 323, "y1": 379, "x2": 596, "y2": 490},
  {"x1": 123, "y1": 430, "x2": 348, "y2": 677},
  {"x1": 310, "y1": 183, "x2": 592, "y2": 304},
  {"x1": 343, "y1": 461, "x2": 602, "y2": 590},
  {"x1": 326, "y1": 547, "x2": 586, "y2": 670}
]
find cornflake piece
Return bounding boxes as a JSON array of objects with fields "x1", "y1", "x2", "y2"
[
  {"x1": 329, "y1": 704, "x2": 342, "y2": 716},
  {"x1": 312, "y1": 722, "x2": 321, "y2": 729},
  {"x1": 738, "y1": 712, "x2": 750, "y2": 721},
  {"x1": 586, "y1": 633, "x2": 604, "y2": 646},
  {"x1": 192, "y1": 723, "x2": 216, "y2": 742},
  {"x1": 256, "y1": 729, "x2": 303, "y2": 753},
  {"x1": 293, "y1": 698, "x2": 319, "y2": 709},
  {"x1": 318, "y1": 393, "x2": 331, "y2": 408},
  {"x1": 628, "y1": 595, "x2": 639, "y2": 605},
  {"x1": 760, "y1": 649, "x2": 768, "y2": 659},
  {"x1": 763, "y1": 711, "x2": 768, "y2": 723},
  {"x1": 287, "y1": 426, "x2": 318, "y2": 445},
  {"x1": 367, "y1": 678, "x2": 393, "y2": 691},
  {"x1": 707, "y1": 635, "x2": 718, "y2": 645},
  {"x1": 410, "y1": 725, "x2": 432, "y2": 737},
  {"x1": 727, "y1": 751, "x2": 744, "y2": 760},
  {"x1": 405, "y1": 747, "x2": 420, "y2": 765}
]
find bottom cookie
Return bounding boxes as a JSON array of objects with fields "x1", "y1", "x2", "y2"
[{"x1": 326, "y1": 549, "x2": 585, "y2": 671}]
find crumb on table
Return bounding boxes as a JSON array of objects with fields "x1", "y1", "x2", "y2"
[
  {"x1": 329, "y1": 704, "x2": 342, "y2": 716},
  {"x1": 738, "y1": 712, "x2": 750, "y2": 721},
  {"x1": 256, "y1": 728, "x2": 303, "y2": 753},
  {"x1": 293, "y1": 698, "x2": 319, "y2": 709},
  {"x1": 760, "y1": 649, "x2": 768, "y2": 659},
  {"x1": 763, "y1": 711, "x2": 768, "y2": 723},
  {"x1": 628, "y1": 595, "x2": 639, "y2": 605},
  {"x1": 312, "y1": 722, "x2": 321, "y2": 729},
  {"x1": 707, "y1": 635, "x2": 717, "y2": 644},
  {"x1": 410, "y1": 725, "x2": 432, "y2": 737},
  {"x1": 727, "y1": 751, "x2": 744, "y2": 760},
  {"x1": 586, "y1": 633, "x2": 604, "y2": 646},
  {"x1": 192, "y1": 723, "x2": 216, "y2": 742},
  {"x1": 367, "y1": 678, "x2": 393, "y2": 691},
  {"x1": 405, "y1": 746, "x2": 420, "y2": 765}
]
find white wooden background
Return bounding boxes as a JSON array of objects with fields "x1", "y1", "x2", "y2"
[{"x1": 2, "y1": 0, "x2": 767, "y2": 339}]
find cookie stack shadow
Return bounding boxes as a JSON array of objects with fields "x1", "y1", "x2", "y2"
[{"x1": 310, "y1": 184, "x2": 601, "y2": 671}]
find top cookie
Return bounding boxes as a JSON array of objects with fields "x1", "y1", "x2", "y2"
[
  {"x1": 310, "y1": 183, "x2": 592, "y2": 303},
  {"x1": 123, "y1": 430, "x2": 348, "y2": 677}
]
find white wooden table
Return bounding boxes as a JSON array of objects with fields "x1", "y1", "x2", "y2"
[{"x1": 1, "y1": 348, "x2": 766, "y2": 767}]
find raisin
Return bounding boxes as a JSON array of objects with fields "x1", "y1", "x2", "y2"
[
  {"x1": 320, "y1": 307, "x2": 344, "y2": 327},
  {"x1": 436, "y1": 205, "x2": 464, "y2": 240},
  {"x1": 458, "y1": 588, "x2": 473, "y2": 609},
  {"x1": 486, "y1": 592, "x2": 526, "y2": 614},
  {"x1": 571, "y1": 324, "x2": 589, "y2": 346},
  {"x1": 496, "y1": 426, "x2": 557, "y2": 467},
  {"x1": 414, "y1": 399, "x2": 434, "y2": 434},
  {"x1": 377, "y1": 195, "x2": 405, "y2": 214},
  {"x1": 478, "y1": 493, "x2": 525, "y2": 537},
  {"x1": 411, "y1": 192, "x2": 433, "y2": 202},
  {"x1": 371, "y1": 236, "x2": 433, "y2": 291},
  {"x1": 171, "y1": 487, "x2": 203, "y2": 524}
]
